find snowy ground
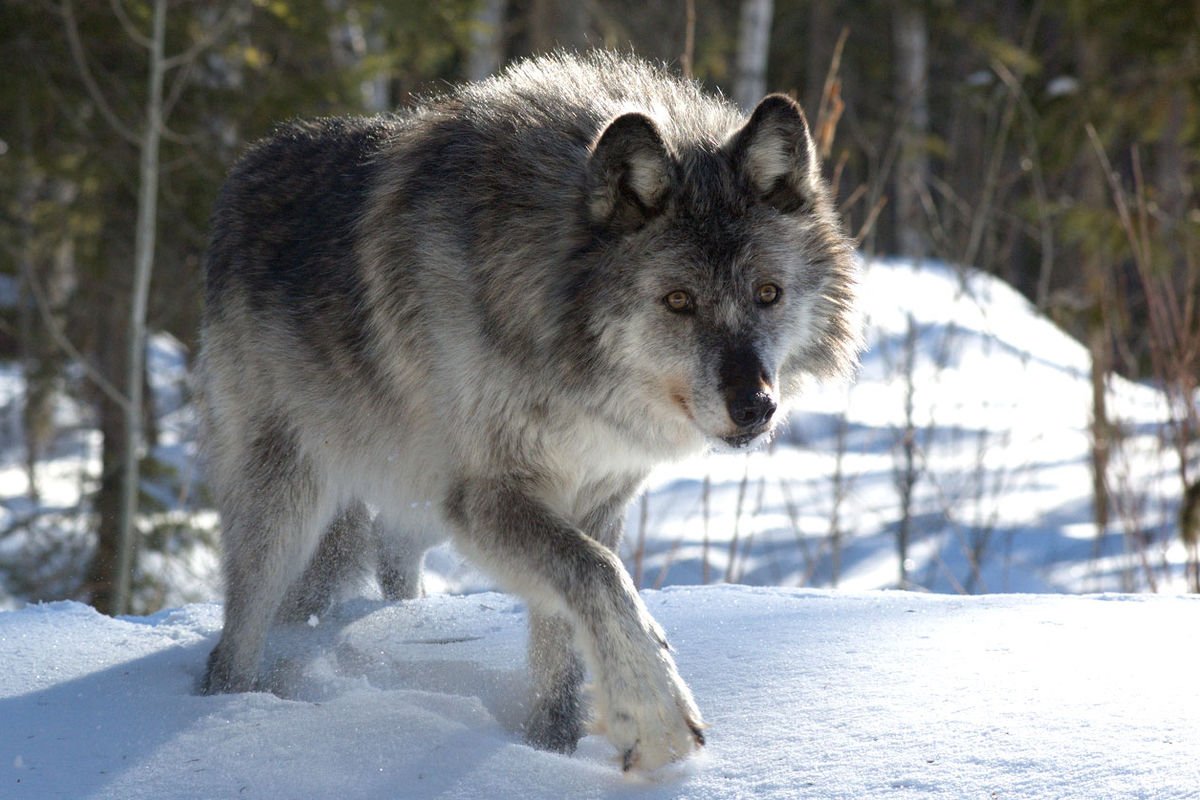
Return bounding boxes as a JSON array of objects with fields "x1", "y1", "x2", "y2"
[{"x1": 4, "y1": 588, "x2": 1199, "y2": 799}]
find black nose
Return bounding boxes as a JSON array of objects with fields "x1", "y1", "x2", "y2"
[{"x1": 727, "y1": 390, "x2": 777, "y2": 429}]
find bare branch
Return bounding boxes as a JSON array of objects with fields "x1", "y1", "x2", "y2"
[
  {"x1": 158, "y1": 5, "x2": 241, "y2": 134},
  {"x1": 854, "y1": 195, "x2": 888, "y2": 246},
  {"x1": 61, "y1": 0, "x2": 142, "y2": 147},
  {"x1": 156, "y1": 123, "x2": 194, "y2": 147},
  {"x1": 962, "y1": 57, "x2": 1021, "y2": 270},
  {"x1": 681, "y1": 0, "x2": 695, "y2": 80},
  {"x1": 814, "y1": 26, "x2": 848, "y2": 158},
  {"x1": 1087, "y1": 123, "x2": 1200, "y2": 492},
  {"x1": 160, "y1": 5, "x2": 241, "y2": 72},
  {"x1": 161, "y1": 46, "x2": 198, "y2": 121},
  {"x1": 961, "y1": 5, "x2": 1043, "y2": 271},
  {"x1": 22, "y1": 256, "x2": 131, "y2": 413},
  {"x1": 109, "y1": 0, "x2": 154, "y2": 49}
]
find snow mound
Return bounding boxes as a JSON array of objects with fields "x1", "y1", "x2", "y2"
[{"x1": 4, "y1": 588, "x2": 1198, "y2": 798}]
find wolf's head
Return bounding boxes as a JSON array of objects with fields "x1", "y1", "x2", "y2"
[{"x1": 581, "y1": 93, "x2": 861, "y2": 452}]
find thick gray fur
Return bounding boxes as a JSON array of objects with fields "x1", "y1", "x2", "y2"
[{"x1": 198, "y1": 51, "x2": 860, "y2": 771}]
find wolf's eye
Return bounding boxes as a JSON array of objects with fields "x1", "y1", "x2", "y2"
[
  {"x1": 664, "y1": 290, "x2": 695, "y2": 313},
  {"x1": 755, "y1": 283, "x2": 781, "y2": 306}
]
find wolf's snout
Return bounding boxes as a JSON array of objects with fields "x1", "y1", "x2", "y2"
[
  {"x1": 726, "y1": 389, "x2": 777, "y2": 429},
  {"x1": 718, "y1": 345, "x2": 777, "y2": 432}
]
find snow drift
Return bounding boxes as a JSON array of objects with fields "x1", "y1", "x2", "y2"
[{"x1": 4, "y1": 589, "x2": 1198, "y2": 798}]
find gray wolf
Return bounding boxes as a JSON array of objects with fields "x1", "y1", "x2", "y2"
[{"x1": 197, "y1": 51, "x2": 860, "y2": 771}]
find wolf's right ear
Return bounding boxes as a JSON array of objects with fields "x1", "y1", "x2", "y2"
[
  {"x1": 728, "y1": 94, "x2": 820, "y2": 214},
  {"x1": 586, "y1": 113, "x2": 673, "y2": 232}
]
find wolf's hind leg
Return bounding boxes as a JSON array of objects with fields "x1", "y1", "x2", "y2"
[
  {"x1": 275, "y1": 500, "x2": 373, "y2": 623},
  {"x1": 201, "y1": 421, "x2": 333, "y2": 694},
  {"x1": 523, "y1": 610, "x2": 586, "y2": 752},
  {"x1": 374, "y1": 515, "x2": 427, "y2": 601}
]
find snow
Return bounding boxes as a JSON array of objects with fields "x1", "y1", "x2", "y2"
[{"x1": 3, "y1": 589, "x2": 1199, "y2": 798}]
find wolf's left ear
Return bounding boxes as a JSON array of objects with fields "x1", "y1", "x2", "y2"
[
  {"x1": 586, "y1": 112, "x2": 673, "y2": 232},
  {"x1": 728, "y1": 94, "x2": 820, "y2": 214}
]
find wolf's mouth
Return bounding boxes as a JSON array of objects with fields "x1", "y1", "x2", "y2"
[
  {"x1": 672, "y1": 393, "x2": 695, "y2": 422},
  {"x1": 721, "y1": 430, "x2": 764, "y2": 448}
]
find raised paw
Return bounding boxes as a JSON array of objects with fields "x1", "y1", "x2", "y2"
[
  {"x1": 621, "y1": 718, "x2": 706, "y2": 772},
  {"x1": 595, "y1": 645, "x2": 706, "y2": 772}
]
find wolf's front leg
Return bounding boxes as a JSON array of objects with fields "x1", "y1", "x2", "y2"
[{"x1": 448, "y1": 479, "x2": 705, "y2": 771}]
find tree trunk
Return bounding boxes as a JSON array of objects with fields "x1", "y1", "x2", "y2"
[
  {"x1": 16, "y1": 91, "x2": 44, "y2": 501},
  {"x1": 85, "y1": 286, "x2": 132, "y2": 614},
  {"x1": 1088, "y1": 326, "x2": 1111, "y2": 538},
  {"x1": 893, "y1": 2, "x2": 929, "y2": 261},
  {"x1": 734, "y1": 0, "x2": 774, "y2": 112},
  {"x1": 893, "y1": 314, "x2": 921, "y2": 589},
  {"x1": 467, "y1": 0, "x2": 507, "y2": 81},
  {"x1": 113, "y1": 0, "x2": 167, "y2": 615},
  {"x1": 21, "y1": 236, "x2": 75, "y2": 503},
  {"x1": 327, "y1": 1, "x2": 390, "y2": 112},
  {"x1": 1076, "y1": 22, "x2": 1112, "y2": 546},
  {"x1": 525, "y1": 0, "x2": 587, "y2": 53}
]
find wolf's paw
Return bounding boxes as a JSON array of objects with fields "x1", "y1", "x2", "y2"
[
  {"x1": 199, "y1": 642, "x2": 257, "y2": 695},
  {"x1": 524, "y1": 690, "x2": 585, "y2": 754},
  {"x1": 595, "y1": 643, "x2": 705, "y2": 772}
]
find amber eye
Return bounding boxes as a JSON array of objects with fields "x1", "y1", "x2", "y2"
[
  {"x1": 755, "y1": 283, "x2": 781, "y2": 306},
  {"x1": 664, "y1": 290, "x2": 695, "y2": 313}
]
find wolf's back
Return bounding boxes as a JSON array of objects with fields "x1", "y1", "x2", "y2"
[{"x1": 203, "y1": 116, "x2": 401, "y2": 318}]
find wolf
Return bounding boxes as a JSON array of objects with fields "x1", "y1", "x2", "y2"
[{"x1": 197, "y1": 51, "x2": 860, "y2": 771}]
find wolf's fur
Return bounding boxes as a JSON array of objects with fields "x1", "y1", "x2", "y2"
[{"x1": 198, "y1": 51, "x2": 860, "y2": 770}]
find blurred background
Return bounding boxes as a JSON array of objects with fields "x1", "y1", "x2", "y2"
[{"x1": 0, "y1": 0, "x2": 1197, "y2": 614}]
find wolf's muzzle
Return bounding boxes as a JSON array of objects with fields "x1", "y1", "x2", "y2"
[{"x1": 718, "y1": 344, "x2": 777, "y2": 435}]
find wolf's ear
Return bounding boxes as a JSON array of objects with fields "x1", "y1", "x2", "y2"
[
  {"x1": 586, "y1": 113, "x2": 673, "y2": 231},
  {"x1": 729, "y1": 94, "x2": 820, "y2": 214}
]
